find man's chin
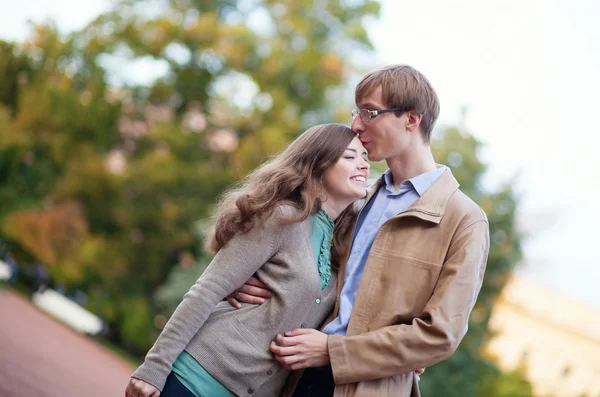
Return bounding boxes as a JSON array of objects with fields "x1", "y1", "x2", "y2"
[{"x1": 367, "y1": 153, "x2": 384, "y2": 162}]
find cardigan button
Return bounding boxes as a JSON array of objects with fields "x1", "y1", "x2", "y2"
[
  {"x1": 248, "y1": 388, "x2": 254, "y2": 394},
  {"x1": 301, "y1": 323, "x2": 307, "y2": 328},
  {"x1": 267, "y1": 370, "x2": 273, "y2": 375},
  {"x1": 315, "y1": 298, "x2": 321, "y2": 304}
]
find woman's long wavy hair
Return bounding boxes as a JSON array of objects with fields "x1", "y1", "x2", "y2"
[{"x1": 207, "y1": 123, "x2": 362, "y2": 269}]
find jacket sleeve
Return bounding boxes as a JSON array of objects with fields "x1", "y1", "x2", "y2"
[
  {"x1": 328, "y1": 218, "x2": 490, "y2": 384},
  {"x1": 131, "y1": 207, "x2": 284, "y2": 391}
]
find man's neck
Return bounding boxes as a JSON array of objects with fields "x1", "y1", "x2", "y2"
[{"x1": 385, "y1": 146, "x2": 437, "y2": 190}]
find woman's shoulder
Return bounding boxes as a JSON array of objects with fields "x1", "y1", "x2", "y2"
[
  {"x1": 275, "y1": 201, "x2": 303, "y2": 218},
  {"x1": 252, "y1": 202, "x2": 303, "y2": 231}
]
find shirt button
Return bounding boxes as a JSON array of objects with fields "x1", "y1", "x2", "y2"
[
  {"x1": 315, "y1": 298, "x2": 321, "y2": 304},
  {"x1": 248, "y1": 388, "x2": 254, "y2": 394},
  {"x1": 267, "y1": 370, "x2": 273, "y2": 375},
  {"x1": 301, "y1": 323, "x2": 306, "y2": 328}
]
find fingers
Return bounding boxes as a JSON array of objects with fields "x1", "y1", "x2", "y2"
[
  {"x1": 238, "y1": 283, "x2": 272, "y2": 298},
  {"x1": 284, "y1": 328, "x2": 314, "y2": 337},
  {"x1": 270, "y1": 341, "x2": 302, "y2": 356},
  {"x1": 273, "y1": 352, "x2": 308, "y2": 370},
  {"x1": 226, "y1": 290, "x2": 266, "y2": 305},
  {"x1": 246, "y1": 276, "x2": 270, "y2": 289},
  {"x1": 125, "y1": 379, "x2": 138, "y2": 397},
  {"x1": 126, "y1": 378, "x2": 160, "y2": 397},
  {"x1": 225, "y1": 296, "x2": 241, "y2": 309},
  {"x1": 125, "y1": 381, "x2": 132, "y2": 397},
  {"x1": 237, "y1": 291, "x2": 266, "y2": 304},
  {"x1": 274, "y1": 353, "x2": 303, "y2": 366},
  {"x1": 415, "y1": 367, "x2": 425, "y2": 375},
  {"x1": 276, "y1": 333, "x2": 305, "y2": 347},
  {"x1": 226, "y1": 276, "x2": 272, "y2": 306}
]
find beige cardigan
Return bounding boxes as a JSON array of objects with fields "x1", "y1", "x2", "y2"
[{"x1": 132, "y1": 204, "x2": 337, "y2": 397}]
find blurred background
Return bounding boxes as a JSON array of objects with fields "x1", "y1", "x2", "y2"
[{"x1": 0, "y1": 1, "x2": 598, "y2": 396}]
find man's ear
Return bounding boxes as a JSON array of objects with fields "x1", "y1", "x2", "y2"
[{"x1": 405, "y1": 111, "x2": 422, "y2": 133}]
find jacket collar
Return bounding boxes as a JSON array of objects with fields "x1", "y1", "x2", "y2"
[{"x1": 361, "y1": 169, "x2": 459, "y2": 224}]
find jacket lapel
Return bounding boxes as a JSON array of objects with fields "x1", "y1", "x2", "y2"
[{"x1": 393, "y1": 169, "x2": 460, "y2": 224}]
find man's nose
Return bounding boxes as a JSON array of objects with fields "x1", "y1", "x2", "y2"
[{"x1": 351, "y1": 115, "x2": 366, "y2": 134}]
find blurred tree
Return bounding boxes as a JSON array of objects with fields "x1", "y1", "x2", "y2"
[
  {"x1": 478, "y1": 363, "x2": 535, "y2": 397},
  {"x1": 80, "y1": 0, "x2": 379, "y2": 174},
  {"x1": 0, "y1": 4, "x2": 533, "y2": 395},
  {"x1": 154, "y1": 256, "x2": 209, "y2": 313},
  {"x1": 0, "y1": 0, "x2": 379, "y2": 353}
]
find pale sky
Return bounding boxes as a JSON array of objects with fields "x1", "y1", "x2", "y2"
[
  {"x1": 1, "y1": 0, "x2": 599, "y2": 307},
  {"x1": 368, "y1": 0, "x2": 600, "y2": 307}
]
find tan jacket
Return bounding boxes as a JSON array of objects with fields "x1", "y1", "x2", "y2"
[{"x1": 284, "y1": 169, "x2": 489, "y2": 397}]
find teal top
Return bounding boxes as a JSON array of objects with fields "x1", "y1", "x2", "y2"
[
  {"x1": 173, "y1": 351, "x2": 235, "y2": 397},
  {"x1": 308, "y1": 208, "x2": 334, "y2": 290},
  {"x1": 171, "y1": 208, "x2": 334, "y2": 396}
]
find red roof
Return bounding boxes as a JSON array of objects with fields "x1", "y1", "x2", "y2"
[{"x1": 0, "y1": 290, "x2": 136, "y2": 397}]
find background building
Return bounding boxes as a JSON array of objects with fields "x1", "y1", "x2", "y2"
[{"x1": 486, "y1": 276, "x2": 600, "y2": 397}]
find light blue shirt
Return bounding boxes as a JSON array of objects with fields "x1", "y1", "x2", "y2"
[{"x1": 322, "y1": 165, "x2": 447, "y2": 336}]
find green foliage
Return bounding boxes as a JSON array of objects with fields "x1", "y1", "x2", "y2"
[
  {"x1": 0, "y1": 1, "x2": 379, "y2": 353},
  {"x1": 154, "y1": 259, "x2": 209, "y2": 312},
  {"x1": 479, "y1": 364, "x2": 535, "y2": 397},
  {"x1": 0, "y1": 3, "x2": 531, "y2": 395}
]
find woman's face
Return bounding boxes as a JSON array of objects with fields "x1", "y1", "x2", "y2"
[{"x1": 322, "y1": 137, "x2": 370, "y2": 204}]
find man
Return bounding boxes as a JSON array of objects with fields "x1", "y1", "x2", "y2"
[{"x1": 230, "y1": 64, "x2": 489, "y2": 397}]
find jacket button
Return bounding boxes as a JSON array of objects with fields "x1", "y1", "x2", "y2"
[
  {"x1": 248, "y1": 388, "x2": 254, "y2": 394},
  {"x1": 301, "y1": 323, "x2": 306, "y2": 328},
  {"x1": 315, "y1": 298, "x2": 321, "y2": 304},
  {"x1": 267, "y1": 370, "x2": 273, "y2": 375}
]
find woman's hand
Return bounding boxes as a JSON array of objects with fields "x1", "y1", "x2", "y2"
[{"x1": 125, "y1": 378, "x2": 160, "y2": 397}]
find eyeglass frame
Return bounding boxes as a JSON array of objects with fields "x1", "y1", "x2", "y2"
[{"x1": 351, "y1": 108, "x2": 405, "y2": 122}]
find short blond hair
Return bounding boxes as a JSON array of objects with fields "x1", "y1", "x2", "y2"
[{"x1": 356, "y1": 64, "x2": 440, "y2": 144}]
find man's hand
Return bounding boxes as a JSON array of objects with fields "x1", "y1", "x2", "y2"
[
  {"x1": 269, "y1": 329, "x2": 427, "y2": 376},
  {"x1": 125, "y1": 378, "x2": 160, "y2": 397},
  {"x1": 269, "y1": 328, "x2": 329, "y2": 370},
  {"x1": 226, "y1": 276, "x2": 272, "y2": 308}
]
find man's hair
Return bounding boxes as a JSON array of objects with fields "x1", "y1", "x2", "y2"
[{"x1": 355, "y1": 64, "x2": 440, "y2": 144}]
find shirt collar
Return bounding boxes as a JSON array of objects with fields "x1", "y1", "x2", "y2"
[
  {"x1": 381, "y1": 165, "x2": 448, "y2": 196},
  {"x1": 313, "y1": 208, "x2": 334, "y2": 228}
]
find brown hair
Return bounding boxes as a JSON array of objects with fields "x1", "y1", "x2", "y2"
[
  {"x1": 356, "y1": 64, "x2": 440, "y2": 144},
  {"x1": 207, "y1": 123, "x2": 360, "y2": 269}
]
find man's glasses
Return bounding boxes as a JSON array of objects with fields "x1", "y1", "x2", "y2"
[{"x1": 352, "y1": 108, "x2": 403, "y2": 122}]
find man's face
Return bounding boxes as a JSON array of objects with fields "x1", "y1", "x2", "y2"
[{"x1": 351, "y1": 86, "x2": 408, "y2": 162}]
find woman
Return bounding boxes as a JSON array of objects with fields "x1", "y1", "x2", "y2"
[{"x1": 125, "y1": 123, "x2": 369, "y2": 397}]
